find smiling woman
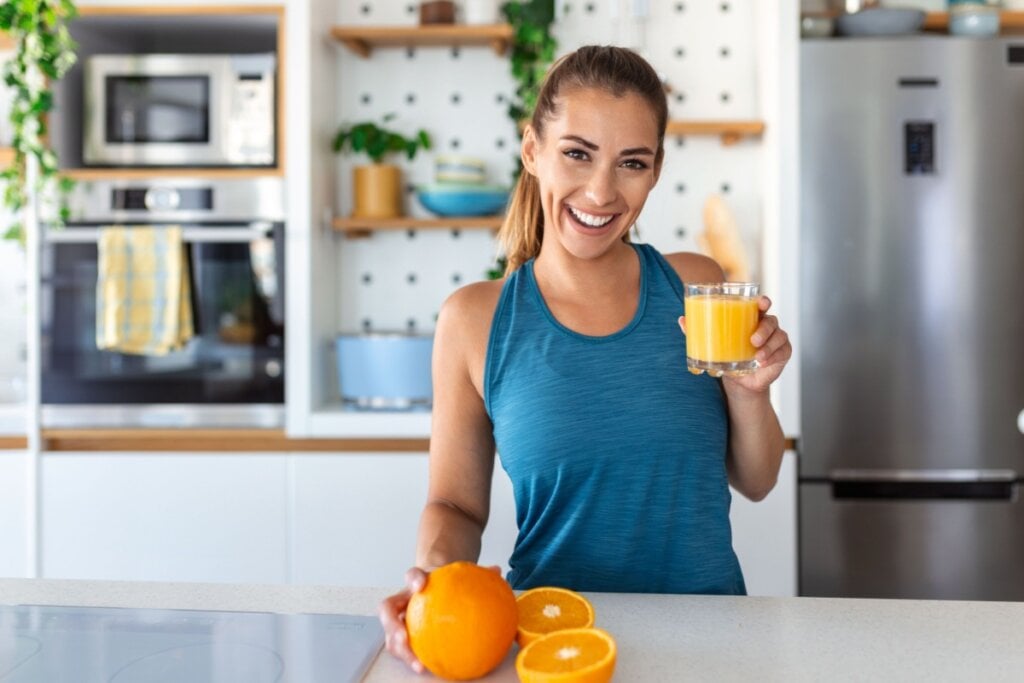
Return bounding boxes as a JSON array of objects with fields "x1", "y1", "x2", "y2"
[{"x1": 378, "y1": 45, "x2": 793, "y2": 674}]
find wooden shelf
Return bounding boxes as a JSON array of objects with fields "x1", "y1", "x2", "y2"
[
  {"x1": 665, "y1": 120, "x2": 765, "y2": 146},
  {"x1": 333, "y1": 215, "x2": 503, "y2": 237},
  {"x1": 924, "y1": 10, "x2": 1024, "y2": 31},
  {"x1": 331, "y1": 24, "x2": 514, "y2": 58},
  {"x1": 61, "y1": 167, "x2": 285, "y2": 181},
  {"x1": 0, "y1": 147, "x2": 15, "y2": 167}
]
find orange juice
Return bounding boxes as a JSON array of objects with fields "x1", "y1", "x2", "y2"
[{"x1": 684, "y1": 283, "x2": 760, "y2": 375}]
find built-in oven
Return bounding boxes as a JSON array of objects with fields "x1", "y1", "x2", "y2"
[
  {"x1": 40, "y1": 178, "x2": 285, "y2": 428},
  {"x1": 83, "y1": 54, "x2": 276, "y2": 167}
]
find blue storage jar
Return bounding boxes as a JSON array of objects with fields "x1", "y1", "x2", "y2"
[
  {"x1": 949, "y1": 1, "x2": 1001, "y2": 36},
  {"x1": 336, "y1": 334, "x2": 434, "y2": 409}
]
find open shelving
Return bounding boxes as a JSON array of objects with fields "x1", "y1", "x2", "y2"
[
  {"x1": 665, "y1": 120, "x2": 765, "y2": 146},
  {"x1": 332, "y1": 215, "x2": 503, "y2": 238},
  {"x1": 924, "y1": 10, "x2": 1024, "y2": 32},
  {"x1": 331, "y1": 24, "x2": 514, "y2": 57}
]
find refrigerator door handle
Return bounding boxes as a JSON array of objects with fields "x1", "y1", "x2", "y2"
[{"x1": 829, "y1": 469, "x2": 1019, "y2": 501}]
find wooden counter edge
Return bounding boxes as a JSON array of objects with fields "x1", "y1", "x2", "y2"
[
  {"x1": 1, "y1": 432, "x2": 797, "y2": 454},
  {"x1": 39, "y1": 429, "x2": 429, "y2": 452}
]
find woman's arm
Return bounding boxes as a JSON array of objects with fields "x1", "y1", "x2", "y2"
[
  {"x1": 416, "y1": 282, "x2": 502, "y2": 569},
  {"x1": 665, "y1": 251, "x2": 791, "y2": 502}
]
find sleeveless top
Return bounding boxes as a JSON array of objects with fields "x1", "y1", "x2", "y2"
[{"x1": 484, "y1": 242, "x2": 746, "y2": 595}]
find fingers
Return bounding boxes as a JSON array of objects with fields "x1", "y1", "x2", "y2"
[
  {"x1": 379, "y1": 570, "x2": 430, "y2": 674},
  {"x1": 405, "y1": 566, "x2": 428, "y2": 593},
  {"x1": 756, "y1": 327, "x2": 792, "y2": 366},
  {"x1": 678, "y1": 315, "x2": 687, "y2": 335},
  {"x1": 750, "y1": 315, "x2": 778, "y2": 348},
  {"x1": 758, "y1": 295, "x2": 772, "y2": 313}
]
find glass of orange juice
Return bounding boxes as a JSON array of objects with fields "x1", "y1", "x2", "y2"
[{"x1": 684, "y1": 283, "x2": 760, "y2": 376}]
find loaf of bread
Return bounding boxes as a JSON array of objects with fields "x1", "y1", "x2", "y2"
[{"x1": 700, "y1": 194, "x2": 751, "y2": 282}]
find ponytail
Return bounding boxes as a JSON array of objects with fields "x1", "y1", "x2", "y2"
[{"x1": 498, "y1": 168, "x2": 543, "y2": 275}]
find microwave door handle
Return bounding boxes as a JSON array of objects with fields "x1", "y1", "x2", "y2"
[{"x1": 45, "y1": 222, "x2": 273, "y2": 244}]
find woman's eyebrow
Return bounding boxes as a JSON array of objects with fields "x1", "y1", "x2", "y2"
[{"x1": 560, "y1": 135, "x2": 654, "y2": 157}]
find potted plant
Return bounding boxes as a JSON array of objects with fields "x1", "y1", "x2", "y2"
[
  {"x1": 0, "y1": 0, "x2": 78, "y2": 242},
  {"x1": 333, "y1": 114, "x2": 432, "y2": 219}
]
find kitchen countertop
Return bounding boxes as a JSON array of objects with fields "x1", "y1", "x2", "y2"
[{"x1": 2, "y1": 579, "x2": 1023, "y2": 681}]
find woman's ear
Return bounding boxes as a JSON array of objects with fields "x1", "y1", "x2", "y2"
[{"x1": 521, "y1": 124, "x2": 539, "y2": 176}]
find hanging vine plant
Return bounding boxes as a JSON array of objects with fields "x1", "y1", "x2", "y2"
[
  {"x1": 501, "y1": 0, "x2": 557, "y2": 134},
  {"x1": 0, "y1": 0, "x2": 78, "y2": 242}
]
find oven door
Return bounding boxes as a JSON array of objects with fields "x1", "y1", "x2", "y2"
[{"x1": 40, "y1": 222, "x2": 285, "y2": 425}]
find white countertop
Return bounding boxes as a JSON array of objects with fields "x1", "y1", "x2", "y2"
[{"x1": 1, "y1": 578, "x2": 1022, "y2": 681}]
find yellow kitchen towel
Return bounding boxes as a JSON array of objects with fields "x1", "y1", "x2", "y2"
[{"x1": 96, "y1": 226, "x2": 195, "y2": 355}]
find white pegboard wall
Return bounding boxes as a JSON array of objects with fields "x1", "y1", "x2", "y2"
[{"x1": 332, "y1": 0, "x2": 763, "y2": 335}]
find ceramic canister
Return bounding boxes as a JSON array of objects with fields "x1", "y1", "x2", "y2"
[{"x1": 463, "y1": 0, "x2": 502, "y2": 24}]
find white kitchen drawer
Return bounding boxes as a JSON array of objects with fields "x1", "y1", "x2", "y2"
[
  {"x1": 730, "y1": 451, "x2": 798, "y2": 597},
  {"x1": 290, "y1": 453, "x2": 517, "y2": 587},
  {"x1": 41, "y1": 453, "x2": 289, "y2": 583},
  {"x1": 0, "y1": 450, "x2": 29, "y2": 577}
]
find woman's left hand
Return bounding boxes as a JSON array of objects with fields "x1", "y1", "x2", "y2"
[{"x1": 679, "y1": 295, "x2": 792, "y2": 395}]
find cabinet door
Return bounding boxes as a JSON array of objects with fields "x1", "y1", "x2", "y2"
[
  {"x1": 290, "y1": 453, "x2": 427, "y2": 586},
  {"x1": 41, "y1": 453, "x2": 289, "y2": 583},
  {"x1": 730, "y1": 451, "x2": 797, "y2": 596},
  {"x1": 0, "y1": 451, "x2": 29, "y2": 577},
  {"x1": 291, "y1": 453, "x2": 520, "y2": 586}
]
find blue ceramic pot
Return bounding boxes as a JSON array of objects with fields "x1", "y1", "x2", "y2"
[{"x1": 336, "y1": 334, "x2": 434, "y2": 409}]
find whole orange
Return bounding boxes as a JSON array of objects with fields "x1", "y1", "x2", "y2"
[{"x1": 406, "y1": 561, "x2": 518, "y2": 680}]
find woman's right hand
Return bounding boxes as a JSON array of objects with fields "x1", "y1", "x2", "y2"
[{"x1": 378, "y1": 566, "x2": 428, "y2": 674}]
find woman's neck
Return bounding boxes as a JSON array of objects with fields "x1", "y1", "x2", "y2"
[{"x1": 533, "y1": 239, "x2": 638, "y2": 301}]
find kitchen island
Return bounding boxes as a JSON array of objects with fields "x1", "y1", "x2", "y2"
[{"x1": 1, "y1": 578, "x2": 1022, "y2": 681}]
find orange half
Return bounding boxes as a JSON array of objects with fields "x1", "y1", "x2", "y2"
[
  {"x1": 516, "y1": 587, "x2": 595, "y2": 647},
  {"x1": 515, "y1": 627, "x2": 617, "y2": 683}
]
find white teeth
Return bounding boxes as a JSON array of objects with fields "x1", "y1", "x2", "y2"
[{"x1": 568, "y1": 206, "x2": 614, "y2": 227}]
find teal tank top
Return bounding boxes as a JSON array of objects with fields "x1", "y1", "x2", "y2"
[{"x1": 484, "y1": 242, "x2": 746, "y2": 595}]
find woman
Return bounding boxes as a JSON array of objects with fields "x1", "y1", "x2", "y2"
[{"x1": 381, "y1": 45, "x2": 791, "y2": 670}]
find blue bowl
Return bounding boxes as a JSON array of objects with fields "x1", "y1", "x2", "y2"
[{"x1": 417, "y1": 185, "x2": 509, "y2": 217}]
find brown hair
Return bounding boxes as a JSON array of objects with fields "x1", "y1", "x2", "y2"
[{"x1": 498, "y1": 45, "x2": 669, "y2": 274}]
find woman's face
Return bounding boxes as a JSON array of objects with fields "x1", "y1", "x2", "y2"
[{"x1": 522, "y1": 86, "x2": 662, "y2": 263}]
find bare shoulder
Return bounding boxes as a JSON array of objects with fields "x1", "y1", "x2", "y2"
[
  {"x1": 435, "y1": 278, "x2": 505, "y2": 393},
  {"x1": 661, "y1": 250, "x2": 725, "y2": 284},
  {"x1": 438, "y1": 279, "x2": 504, "y2": 330},
  {"x1": 436, "y1": 278, "x2": 505, "y2": 351}
]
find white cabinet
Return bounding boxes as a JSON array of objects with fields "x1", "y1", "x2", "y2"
[
  {"x1": 0, "y1": 451, "x2": 29, "y2": 577},
  {"x1": 290, "y1": 453, "x2": 518, "y2": 586},
  {"x1": 41, "y1": 453, "x2": 289, "y2": 583},
  {"x1": 730, "y1": 451, "x2": 798, "y2": 596}
]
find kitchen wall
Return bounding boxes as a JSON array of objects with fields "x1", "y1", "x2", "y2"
[{"x1": 332, "y1": 0, "x2": 767, "y2": 334}]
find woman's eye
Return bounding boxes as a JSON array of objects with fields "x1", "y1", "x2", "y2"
[
  {"x1": 622, "y1": 159, "x2": 648, "y2": 170},
  {"x1": 564, "y1": 148, "x2": 589, "y2": 161}
]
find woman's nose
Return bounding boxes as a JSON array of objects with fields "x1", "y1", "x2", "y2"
[{"x1": 585, "y1": 166, "x2": 617, "y2": 206}]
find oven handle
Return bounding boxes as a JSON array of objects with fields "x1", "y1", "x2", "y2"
[{"x1": 44, "y1": 221, "x2": 274, "y2": 244}]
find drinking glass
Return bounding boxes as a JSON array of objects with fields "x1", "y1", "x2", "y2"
[{"x1": 684, "y1": 283, "x2": 760, "y2": 376}]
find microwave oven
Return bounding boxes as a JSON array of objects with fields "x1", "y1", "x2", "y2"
[{"x1": 83, "y1": 53, "x2": 276, "y2": 167}]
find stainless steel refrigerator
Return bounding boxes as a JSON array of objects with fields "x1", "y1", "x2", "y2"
[{"x1": 799, "y1": 37, "x2": 1024, "y2": 600}]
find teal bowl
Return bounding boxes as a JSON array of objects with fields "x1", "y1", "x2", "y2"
[{"x1": 417, "y1": 184, "x2": 509, "y2": 217}]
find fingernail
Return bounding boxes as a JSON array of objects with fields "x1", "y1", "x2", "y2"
[
  {"x1": 751, "y1": 334, "x2": 763, "y2": 346},
  {"x1": 413, "y1": 661, "x2": 424, "y2": 674}
]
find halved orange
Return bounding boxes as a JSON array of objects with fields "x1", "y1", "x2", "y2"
[
  {"x1": 516, "y1": 587, "x2": 595, "y2": 647},
  {"x1": 515, "y1": 627, "x2": 617, "y2": 683}
]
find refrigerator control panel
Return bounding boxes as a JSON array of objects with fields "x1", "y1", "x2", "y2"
[{"x1": 905, "y1": 121, "x2": 935, "y2": 175}]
